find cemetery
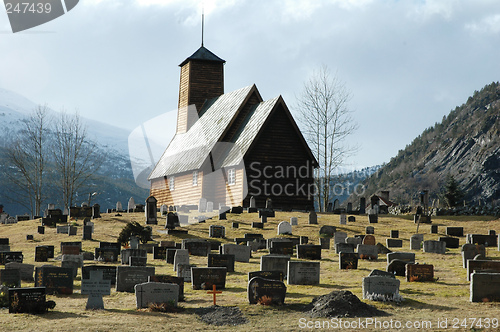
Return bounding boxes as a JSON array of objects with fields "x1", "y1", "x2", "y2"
[{"x1": 0, "y1": 208, "x2": 499, "y2": 331}]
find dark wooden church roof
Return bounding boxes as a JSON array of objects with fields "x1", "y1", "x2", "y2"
[{"x1": 179, "y1": 46, "x2": 226, "y2": 67}]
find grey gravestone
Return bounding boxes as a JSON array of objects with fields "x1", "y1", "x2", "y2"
[
  {"x1": 8, "y1": 287, "x2": 46, "y2": 314},
  {"x1": 461, "y1": 244, "x2": 485, "y2": 268},
  {"x1": 129, "y1": 256, "x2": 147, "y2": 267},
  {"x1": 248, "y1": 277, "x2": 286, "y2": 305},
  {"x1": 387, "y1": 259, "x2": 408, "y2": 276},
  {"x1": 198, "y1": 198, "x2": 207, "y2": 213},
  {"x1": 339, "y1": 252, "x2": 358, "y2": 269},
  {"x1": 5, "y1": 262, "x2": 34, "y2": 281},
  {"x1": 145, "y1": 196, "x2": 158, "y2": 225},
  {"x1": 81, "y1": 270, "x2": 111, "y2": 310},
  {"x1": 0, "y1": 268, "x2": 21, "y2": 288},
  {"x1": 357, "y1": 244, "x2": 378, "y2": 260},
  {"x1": 121, "y1": 249, "x2": 147, "y2": 265},
  {"x1": 68, "y1": 226, "x2": 77, "y2": 236},
  {"x1": 290, "y1": 217, "x2": 298, "y2": 226},
  {"x1": 368, "y1": 269, "x2": 395, "y2": 278},
  {"x1": 160, "y1": 205, "x2": 168, "y2": 216},
  {"x1": 410, "y1": 234, "x2": 424, "y2": 250},
  {"x1": 173, "y1": 249, "x2": 189, "y2": 272},
  {"x1": 191, "y1": 267, "x2": 227, "y2": 290},
  {"x1": 248, "y1": 271, "x2": 284, "y2": 282},
  {"x1": 296, "y1": 245, "x2": 321, "y2": 260},
  {"x1": 345, "y1": 237, "x2": 362, "y2": 246},
  {"x1": 366, "y1": 226, "x2": 374, "y2": 235},
  {"x1": 177, "y1": 264, "x2": 195, "y2": 282},
  {"x1": 470, "y1": 272, "x2": 500, "y2": 302},
  {"x1": 334, "y1": 232, "x2": 347, "y2": 244},
  {"x1": 115, "y1": 266, "x2": 155, "y2": 292},
  {"x1": 206, "y1": 202, "x2": 213, "y2": 213},
  {"x1": 362, "y1": 276, "x2": 400, "y2": 300},
  {"x1": 277, "y1": 221, "x2": 292, "y2": 235},
  {"x1": 149, "y1": 275, "x2": 184, "y2": 302},
  {"x1": 340, "y1": 214, "x2": 347, "y2": 225},
  {"x1": 467, "y1": 260, "x2": 500, "y2": 281},
  {"x1": 61, "y1": 254, "x2": 83, "y2": 279},
  {"x1": 135, "y1": 282, "x2": 179, "y2": 308},
  {"x1": 406, "y1": 263, "x2": 434, "y2": 282},
  {"x1": 129, "y1": 236, "x2": 139, "y2": 250},
  {"x1": 82, "y1": 265, "x2": 117, "y2": 285},
  {"x1": 423, "y1": 240, "x2": 446, "y2": 254},
  {"x1": 308, "y1": 211, "x2": 317, "y2": 225},
  {"x1": 35, "y1": 266, "x2": 73, "y2": 294},
  {"x1": 260, "y1": 255, "x2": 290, "y2": 278},
  {"x1": 335, "y1": 243, "x2": 355, "y2": 254},
  {"x1": 57, "y1": 225, "x2": 69, "y2": 234},
  {"x1": 221, "y1": 244, "x2": 251, "y2": 263},
  {"x1": 207, "y1": 254, "x2": 235, "y2": 272},
  {"x1": 116, "y1": 201, "x2": 123, "y2": 212},
  {"x1": 319, "y1": 225, "x2": 336, "y2": 237},
  {"x1": 386, "y1": 239, "x2": 403, "y2": 248},
  {"x1": 128, "y1": 197, "x2": 135, "y2": 212},
  {"x1": 387, "y1": 252, "x2": 415, "y2": 264},
  {"x1": 287, "y1": 261, "x2": 320, "y2": 285}
]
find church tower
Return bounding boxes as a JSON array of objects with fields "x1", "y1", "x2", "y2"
[{"x1": 176, "y1": 46, "x2": 225, "y2": 134}]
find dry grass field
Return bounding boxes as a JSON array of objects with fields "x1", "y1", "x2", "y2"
[{"x1": 1, "y1": 211, "x2": 499, "y2": 331}]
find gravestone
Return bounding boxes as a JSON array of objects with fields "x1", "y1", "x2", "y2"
[
  {"x1": 277, "y1": 221, "x2": 292, "y2": 235},
  {"x1": 423, "y1": 240, "x2": 446, "y2": 254},
  {"x1": 387, "y1": 259, "x2": 409, "y2": 276},
  {"x1": 387, "y1": 252, "x2": 415, "y2": 264},
  {"x1": 153, "y1": 246, "x2": 168, "y2": 260},
  {"x1": 287, "y1": 261, "x2": 320, "y2": 285},
  {"x1": 61, "y1": 254, "x2": 83, "y2": 279},
  {"x1": 206, "y1": 201, "x2": 214, "y2": 213},
  {"x1": 467, "y1": 260, "x2": 500, "y2": 281},
  {"x1": 38, "y1": 226, "x2": 45, "y2": 234},
  {"x1": 35, "y1": 266, "x2": 73, "y2": 294},
  {"x1": 218, "y1": 210, "x2": 227, "y2": 220},
  {"x1": 120, "y1": 249, "x2": 147, "y2": 265},
  {"x1": 470, "y1": 272, "x2": 500, "y2": 302},
  {"x1": 319, "y1": 237, "x2": 330, "y2": 250},
  {"x1": 339, "y1": 252, "x2": 358, "y2": 269},
  {"x1": 260, "y1": 255, "x2": 290, "y2": 278},
  {"x1": 390, "y1": 230, "x2": 399, "y2": 238},
  {"x1": 129, "y1": 256, "x2": 147, "y2": 267},
  {"x1": 269, "y1": 241, "x2": 294, "y2": 256},
  {"x1": 410, "y1": 234, "x2": 424, "y2": 250},
  {"x1": 248, "y1": 271, "x2": 284, "y2": 282},
  {"x1": 300, "y1": 236, "x2": 309, "y2": 245},
  {"x1": 166, "y1": 249, "x2": 178, "y2": 264},
  {"x1": 149, "y1": 275, "x2": 184, "y2": 302},
  {"x1": 362, "y1": 235, "x2": 376, "y2": 246},
  {"x1": 335, "y1": 243, "x2": 355, "y2": 254},
  {"x1": 439, "y1": 236, "x2": 460, "y2": 249},
  {"x1": 253, "y1": 222, "x2": 264, "y2": 229},
  {"x1": 368, "y1": 214, "x2": 378, "y2": 223},
  {"x1": 461, "y1": 244, "x2": 485, "y2": 268},
  {"x1": 177, "y1": 264, "x2": 195, "y2": 282},
  {"x1": 290, "y1": 217, "x2": 298, "y2": 226},
  {"x1": 135, "y1": 282, "x2": 179, "y2": 308},
  {"x1": 366, "y1": 226, "x2": 374, "y2": 235},
  {"x1": 249, "y1": 196, "x2": 257, "y2": 212},
  {"x1": 160, "y1": 205, "x2": 168, "y2": 216},
  {"x1": 357, "y1": 244, "x2": 378, "y2": 260},
  {"x1": 0, "y1": 268, "x2": 21, "y2": 288},
  {"x1": 308, "y1": 210, "x2": 317, "y2": 225},
  {"x1": 347, "y1": 202, "x2": 353, "y2": 213},
  {"x1": 362, "y1": 276, "x2": 400, "y2": 301},
  {"x1": 345, "y1": 237, "x2": 362, "y2": 246},
  {"x1": 191, "y1": 267, "x2": 227, "y2": 290},
  {"x1": 339, "y1": 214, "x2": 347, "y2": 225},
  {"x1": 348, "y1": 216, "x2": 356, "y2": 222},
  {"x1": 173, "y1": 249, "x2": 189, "y2": 272},
  {"x1": 8, "y1": 287, "x2": 46, "y2": 314},
  {"x1": 68, "y1": 226, "x2": 77, "y2": 236},
  {"x1": 0, "y1": 252, "x2": 23, "y2": 264},
  {"x1": 129, "y1": 236, "x2": 139, "y2": 250},
  {"x1": 95, "y1": 248, "x2": 118, "y2": 262},
  {"x1": 61, "y1": 244, "x2": 80, "y2": 256},
  {"x1": 296, "y1": 245, "x2": 321, "y2": 260},
  {"x1": 334, "y1": 231, "x2": 347, "y2": 244},
  {"x1": 145, "y1": 196, "x2": 158, "y2": 225},
  {"x1": 5, "y1": 262, "x2": 34, "y2": 281},
  {"x1": 359, "y1": 197, "x2": 366, "y2": 214},
  {"x1": 209, "y1": 225, "x2": 225, "y2": 238},
  {"x1": 406, "y1": 263, "x2": 434, "y2": 282},
  {"x1": 35, "y1": 246, "x2": 49, "y2": 262},
  {"x1": 82, "y1": 225, "x2": 92, "y2": 240},
  {"x1": 115, "y1": 266, "x2": 155, "y2": 292},
  {"x1": 221, "y1": 244, "x2": 251, "y2": 263},
  {"x1": 368, "y1": 269, "x2": 396, "y2": 278},
  {"x1": 386, "y1": 239, "x2": 403, "y2": 248},
  {"x1": 207, "y1": 254, "x2": 235, "y2": 272},
  {"x1": 82, "y1": 265, "x2": 117, "y2": 285},
  {"x1": 467, "y1": 234, "x2": 497, "y2": 247},
  {"x1": 431, "y1": 225, "x2": 438, "y2": 234},
  {"x1": 248, "y1": 277, "x2": 286, "y2": 305},
  {"x1": 81, "y1": 270, "x2": 111, "y2": 310},
  {"x1": 319, "y1": 225, "x2": 336, "y2": 237},
  {"x1": 198, "y1": 198, "x2": 207, "y2": 213},
  {"x1": 57, "y1": 225, "x2": 69, "y2": 234},
  {"x1": 182, "y1": 240, "x2": 211, "y2": 256},
  {"x1": 446, "y1": 227, "x2": 464, "y2": 237},
  {"x1": 92, "y1": 204, "x2": 101, "y2": 219},
  {"x1": 127, "y1": 197, "x2": 135, "y2": 212}
]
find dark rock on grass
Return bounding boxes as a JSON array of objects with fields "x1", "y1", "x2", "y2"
[
  {"x1": 195, "y1": 305, "x2": 248, "y2": 326},
  {"x1": 304, "y1": 290, "x2": 387, "y2": 318}
]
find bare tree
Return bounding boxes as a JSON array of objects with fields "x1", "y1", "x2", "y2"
[
  {"x1": 53, "y1": 111, "x2": 104, "y2": 209},
  {"x1": 2, "y1": 105, "x2": 51, "y2": 216},
  {"x1": 296, "y1": 66, "x2": 358, "y2": 212}
]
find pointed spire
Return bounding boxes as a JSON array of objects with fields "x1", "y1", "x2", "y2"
[{"x1": 201, "y1": 4, "x2": 205, "y2": 47}]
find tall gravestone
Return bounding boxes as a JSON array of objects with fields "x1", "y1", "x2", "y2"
[
  {"x1": 145, "y1": 196, "x2": 158, "y2": 225},
  {"x1": 127, "y1": 197, "x2": 135, "y2": 212},
  {"x1": 81, "y1": 270, "x2": 111, "y2": 310},
  {"x1": 308, "y1": 210, "x2": 317, "y2": 225},
  {"x1": 359, "y1": 197, "x2": 366, "y2": 214}
]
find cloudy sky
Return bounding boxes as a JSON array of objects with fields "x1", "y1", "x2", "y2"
[{"x1": 1, "y1": 0, "x2": 499, "y2": 170}]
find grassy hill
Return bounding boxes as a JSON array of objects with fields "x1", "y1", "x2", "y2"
[{"x1": 1, "y1": 211, "x2": 499, "y2": 331}]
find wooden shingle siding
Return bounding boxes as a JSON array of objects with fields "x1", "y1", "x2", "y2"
[{"x1": 150, "y1": 171, "x2": 203, "y2": 207}]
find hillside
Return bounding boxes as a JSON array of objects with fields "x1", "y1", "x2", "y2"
[
  {"x1": 350, "y1": 82, "x2": 500, "y2": 207},
  {"x1": 0, "y1": 87, "x2": 148, "y2": 215}
]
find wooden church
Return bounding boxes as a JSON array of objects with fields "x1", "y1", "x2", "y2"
[{"x1": 148, "y1": 45, "x2": 318, "y2": 210}]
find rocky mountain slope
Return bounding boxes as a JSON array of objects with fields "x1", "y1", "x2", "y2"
[{"x1": 351, "y1": 82, "x2": 500, "y2": 207}]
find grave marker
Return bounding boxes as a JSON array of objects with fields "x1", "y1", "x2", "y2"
[
  {"x1": 35, "y1": 266, "x2": 73, "y2": 294},
  {"x1": 115, "y1": 266, "x2": 155, "y2": 292},
  {"x1": 8, "y1": 287, "x2": 46, "y2": 314},
  {"x1": 135, "y1": 282, "x2": 179, "y2": 308},
  {"x1": 406, "y1": 263, "x2": 434, "y2": 282},
  {"x1": 248, "y1": 277, "x2": 286, "y2": 305},
  {"x1": 362, "y1": 276, "x2": 400, "y2": 301},
  {"x1": 81, "y1": 270, "x2": 111, "y2": 310},
  {"x1": 149, "y1": 275, "x2": 184, "y2": 302},
  {"x1": 339, "y1": 252, "x2": 358, "y2": 269},
  {"x1": 287, "y1": 261, "x2": 320, "y2": 285},
  {"x1": 191, "y1": 267, "x2": 227, "y2": 290}
]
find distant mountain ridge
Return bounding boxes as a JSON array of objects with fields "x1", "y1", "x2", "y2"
[
  {"x1": 0, "y1": 87, "x2": 148, "y2": 216},
  {"x1": 351, "y1": 82, "x2": 500, "y2": 207}
]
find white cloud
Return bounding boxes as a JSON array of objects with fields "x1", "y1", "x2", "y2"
[
  {"x1": 409, "y1": 0, "x2": 459, "y2": 21},
  {"x1": 465, "y1": 14, "x2": 500, "y2": 34}
]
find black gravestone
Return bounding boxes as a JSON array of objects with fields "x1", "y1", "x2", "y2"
[
  {"x1": 191, "y1": 267, "x2": 227, "y2": 290},
  {"x1": 35, "y1": 266, "x2": 73, "y2": 295},
  {"x1": 339, "y1": 252, "x2": 358, "y2": 270},
  {"x1": 296, "y1": 245, "x2": 322, "y2": 260},
  {"x1": 0, "y1": 268, "x2": 21, "y2": 288},
  {"x1": 207, "y1": 254, "x2": 235, "y2": 272},
  {"x1": 248, "y1": 277, "x2": 286, "y2": 305},
  {"x1": 35, "y1": 246, "x2": 48, "y2": 262},
  {"x1": 9, "y1": 287, "x2": 46, "y2": 314},
  {"x1": 248, "y1": 271, "x2": 284, "y2": 282}
]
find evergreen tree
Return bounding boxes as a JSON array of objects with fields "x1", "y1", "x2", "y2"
[{"x1": 444, "y1": 175, "x2": 464, "y2": 208}]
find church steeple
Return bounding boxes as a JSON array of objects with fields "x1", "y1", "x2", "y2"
[{"x1": 176, "y1": 46, "x2": 225, "y2": 134}]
